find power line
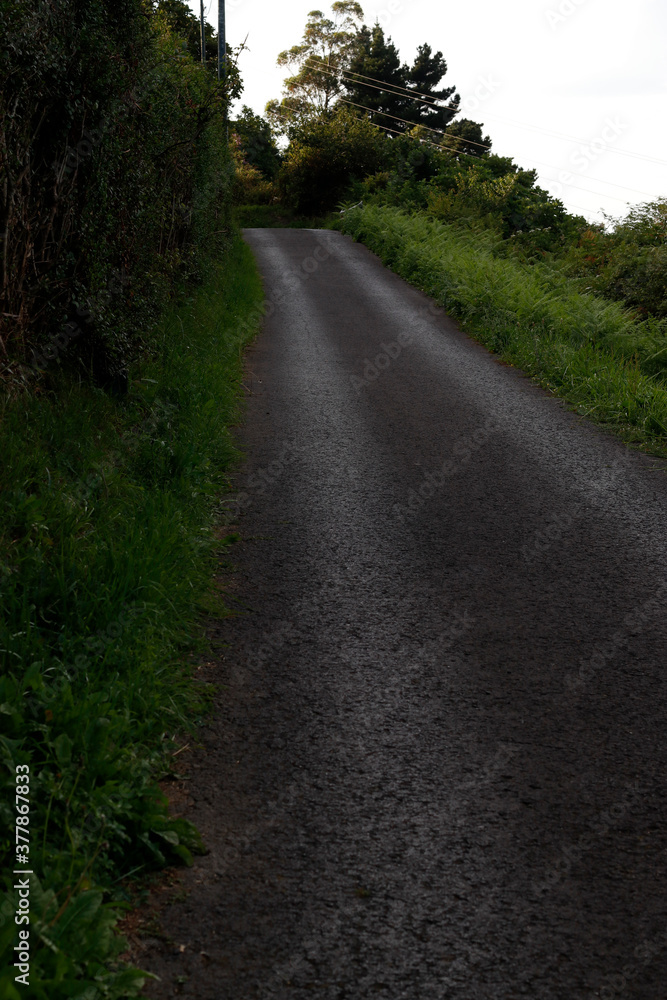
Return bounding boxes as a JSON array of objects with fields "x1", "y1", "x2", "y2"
[
  {"x1": 312, "y1": 70, "x2": 651, "y2": 191},
  {"x1": 270, "y1": 98, "x2": 657, "y2": 215},
  {"x1": 521, "y1": 156, "x2": 659, "y2": 201},
  {"x1": 486, "y1": 113, "x2": 667, "y2": 169},
  {"x1": 338, "y1": 96, "x2": 489, "y2": 152},
  {"x1": 307, "y1": 54, "x2": 667, "y2": 170},
  {"x1": 306, "y1": 55, "x2": 462, "y2": 113},
  {"x1": 270, "y1": 100, "x2": 472, "y2": 156},
  {"x1": 274, "y1": 105, "x2": 598, "y2": 216},
  {"x1": 306, "y1": 58, "x2": 490, "y2": 152},
  {"x1": 272, "y1": 102, "x2": 632, "y2": 204},
  {"x1": 306, "y1": 56, "x2": 461, "y2": 113}
]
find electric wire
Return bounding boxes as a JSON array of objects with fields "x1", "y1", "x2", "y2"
[
  {"x1": 306, "y1": 58, "x2": 492, "y2": 152},
  {"x1": 306, "y1": 54, "x2": 667, "y2": 169},
  {"x1": 337, "y1": 97, "x2": 487, "y2": 153},
  {"x1": 299, "y1": 89, "x2": 647, "y2": 202},
  {"x1": 306, "y1": 55, "x2": 463, "y2": 112},
  {"x1": 269, "y1": 99, "x2": 647, "y2": 216},
  {"x1": 270, "y1": 105, "x2": 636, "y2": 207},
  {"x1": 270, "y1": 102, "x2": 470, "y2": 155}
]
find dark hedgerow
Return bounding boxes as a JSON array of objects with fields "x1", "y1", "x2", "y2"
[{"x1": 0, "y1": 0, "x2": 240, "y2": 392}]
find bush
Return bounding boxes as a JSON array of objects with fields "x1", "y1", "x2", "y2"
[
  {"x1": 279, "y1": 108, "x2": 386, "y2": 213},
  {"x1": 563, "y1": 200, "x2": 667, "y2": 320}
]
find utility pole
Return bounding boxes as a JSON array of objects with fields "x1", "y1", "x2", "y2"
[
  {"x1": 218, "y1": 0, "x2": 227, "y2": 139},
  {"x1": 217, "y1": 0, "x2": 226, "y2": 83},
  {"x1": 200, "y1": 0, "x2": 205, "y2": 64}
]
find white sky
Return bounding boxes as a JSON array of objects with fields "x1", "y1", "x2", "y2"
[{"x1": 192, "y1": 0, "x2": 667, "y2": 223}]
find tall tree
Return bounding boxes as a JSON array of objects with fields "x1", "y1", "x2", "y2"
[
  {"x1": 406, "y1": 43, "x2": 460, "y2": 129},
  {"x1": 267, "y1": 2, "x2": 363, "y2": 123},
  {"x1": 339, "y1": 24, "x2": 404, "y2": 125},
  {"x1": 343, "y1": 25, "x2": 460, "y2": 135}
]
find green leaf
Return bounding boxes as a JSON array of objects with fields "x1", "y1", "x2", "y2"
[{"x1": 53, "y1": 733, "x2": 73, "y2": 766}]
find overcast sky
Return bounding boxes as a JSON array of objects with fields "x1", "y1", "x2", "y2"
[{"x1": 190, "y1": 0, "x2": 666, "y2": 223}]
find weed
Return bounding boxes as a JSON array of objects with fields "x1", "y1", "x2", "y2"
[{"x1": 0, "y1": 236, "x2": 264, "y2": 996}]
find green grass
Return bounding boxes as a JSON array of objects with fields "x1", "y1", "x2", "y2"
[
  {"x1": 336, "y1": 205, "x2": 667, "y2": 454},
  {"x1": 0, "y1": 234, "x2": 264, "y2": 998}
]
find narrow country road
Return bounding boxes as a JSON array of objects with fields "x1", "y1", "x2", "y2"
[{"x1": 141, "y1": 229, "x2": 667, "y2": 999}]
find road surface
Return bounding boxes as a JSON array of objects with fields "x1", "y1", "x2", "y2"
[{"x1": 141, "y1": 228, "x2": 667, "y2": 1000}]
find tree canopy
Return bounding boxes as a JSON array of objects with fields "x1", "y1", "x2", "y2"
[
  {"x1": 155, "y1": 0, "x2": 216, "y2": 63},
  {"x1": 268, "y1": 4, "x2": 488, "y2": 154},
  {"x1": 268, "y1": 2, "x2": 364, "y2": 121},
  {"x1": 343, "y1": 26, "x2": 460, "y2": 134}
]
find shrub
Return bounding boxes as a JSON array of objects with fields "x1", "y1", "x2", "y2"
[
  {"x1": 563, "y1": 200, "x2": 667, "y2": 319},
  {"x1": 279, "y1": 108, "x2": 386, "y2": 213}
]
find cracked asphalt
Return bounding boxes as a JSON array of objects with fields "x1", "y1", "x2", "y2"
[{"x1": 140, "y1": 228, "x2": 667, "y2": 1000}]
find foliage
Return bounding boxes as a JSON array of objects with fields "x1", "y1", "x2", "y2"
[
  {"x1": 443, "y1": 118, "x2": 492, "y2": 157},
  {"x1": 232, "y1": 106, "x2": 282, "y2": 180},
  {"x1": 268, "y1": 1, "x2": 364, "y2": 121},
  {"x1": 364, "y1": 140, "x2": 585, "y2": 255},
  {"x1": 336, "y1": 204, "x2": 667, "y2": 448},
  {"x1": 344, "y1": 25, "x2": 460, "y2": 133},
  {"x1": 278, "y1": 107, "x2": 386, "y2": 213},
  {"x1": 0, "y1": 0, "x2": 240, "y2": 391},
  {"x1": 0, "y1": 235, "x2": 265, "y2": 997},
  {"x1": 156, "y1": 0, "x2": 216, "y2": 63},
  {"x1": 562, "y1": 199, "x2": 667, "y2": 320}
]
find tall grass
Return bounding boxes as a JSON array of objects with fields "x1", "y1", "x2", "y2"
[
  {"x1": 337, "y1": 205, "x2": 667, "y2": 449},
  {"x1": 0, "y1": 235, "x2": 264, "y2": 998}
]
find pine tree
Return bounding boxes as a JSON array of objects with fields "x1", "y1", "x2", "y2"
[{"x1": 343, "y1": 25, "x2": 460, "y2": 134}]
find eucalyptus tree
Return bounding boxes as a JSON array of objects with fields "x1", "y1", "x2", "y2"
[{"x1": 266, "y1": 2, "x2": 363, "y2": 124}]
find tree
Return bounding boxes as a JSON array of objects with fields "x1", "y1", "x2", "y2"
[
  {"x1": 155, "y1": 0, "x2": 214, "y2": 62},
  {"x1": 268, "y1": 2, "x2": 363, "y2": 123},
  {"x1": 442, "y1": 118, "x2": 491, "y2": 157},
  {"x1": 232, "y1": 106, "x2": 281, "y2": 179},
  {"x1": 339, "y1": 24, "x2": 404, "y2": 125},
  {"x1": 279, "y1": 107, "x2": 386, "y2": 212},
  {"x1": 343, "y1": 25, "x2": 460, "y2": 134}
]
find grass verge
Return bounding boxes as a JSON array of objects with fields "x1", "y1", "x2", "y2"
[
  {"x1": 336, "y1": 205, "x2": 667, "y2": 455},
  {"x1": 0, "y1": 234, "x2": 264, "y2": 998}
]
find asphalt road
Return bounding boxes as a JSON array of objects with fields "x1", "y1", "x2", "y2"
[{"x1": 141, "y1": 228, "x2": 667, "y2": 1000}]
